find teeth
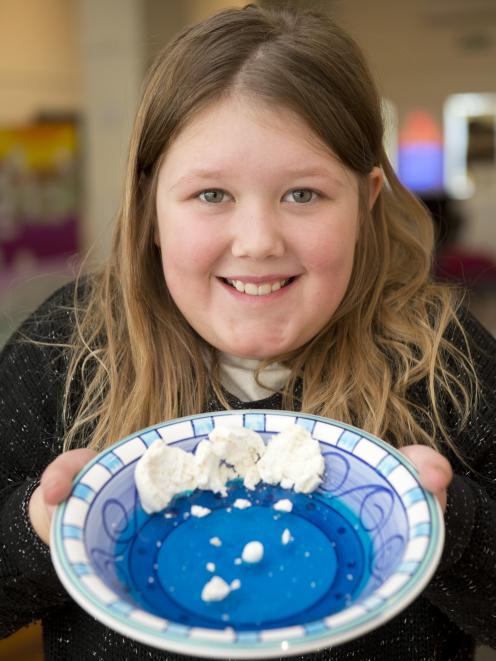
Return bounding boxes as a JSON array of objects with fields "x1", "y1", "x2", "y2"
[
  {"x1": 245, "y1": 282, "x2": 259, "y2": 295},
  {"x1": 226, "y1": 279, "x2": 288, "y2": 296}
]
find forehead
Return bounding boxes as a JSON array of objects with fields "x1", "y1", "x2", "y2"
[{"x1": 160, "y1": 94, "x2": 351, "y2": 182}]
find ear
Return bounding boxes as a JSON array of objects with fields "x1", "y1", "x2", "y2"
[{"x1": 368, "y1": 166, "x2": 383, "y2": 210}]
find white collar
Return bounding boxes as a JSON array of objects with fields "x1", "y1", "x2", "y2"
[{"x1": 218, "y1": 352, "x2": 291, "y2": 402}]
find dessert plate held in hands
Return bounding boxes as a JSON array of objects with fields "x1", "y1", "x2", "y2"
[{"x1": 50, "y1": 410, "x2": 444, "y2": 659}]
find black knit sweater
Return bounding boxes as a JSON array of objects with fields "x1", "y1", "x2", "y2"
[{"x1": 1, "y1": 284, "x2": 495, "y2": 661}]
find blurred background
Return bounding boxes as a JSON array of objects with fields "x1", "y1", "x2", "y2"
[
  {"x1": 0, "y1": 0, "x2": 494, "y2": 659},
  {"x1": 1, "y1": 0, "x2": 496, "y2": 348}
]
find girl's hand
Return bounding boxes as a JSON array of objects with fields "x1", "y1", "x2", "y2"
[
  {"x1": 399, "y1": 445, "x2": 453, "y2": 513},
  {"x1": 29, "y1": 448, "x2": 97, "y2": 545}
]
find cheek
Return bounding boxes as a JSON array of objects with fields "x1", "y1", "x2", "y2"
[
  {"x1": 316, "y1": 257, "x2": 355, "y2": 305},
  {"x1": 157, "y1": 210, "x2": 217, "y2": 270},
  {"x1": 303, "y1": 231, "x2": 357, "y2": 280},
  {"x1": 297, "y1": 204, "x2": 359, "y2": 271},
  {"x1": 159, "y1": 231, "x2": 220, "y2": 292}
]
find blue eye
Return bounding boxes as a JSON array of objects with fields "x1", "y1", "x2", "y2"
[
  {"x1": 198, "y1": 189, "x2": 227, "y2": 203},
  {"x1": 284, "y1": 189, "x2": 316, "y2": 203}
]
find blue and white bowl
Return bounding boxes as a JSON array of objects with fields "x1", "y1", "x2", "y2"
[{"x1": 50, "y1": 410, "x2": 444, "y2": 658}]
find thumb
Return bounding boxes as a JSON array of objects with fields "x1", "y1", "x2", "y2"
[{"x1": 41, "y1": 448, "x2": 97, "y2": 505}]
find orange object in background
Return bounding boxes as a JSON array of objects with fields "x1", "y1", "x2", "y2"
[{"x1": 0, "y1": 621, "x2": 43, "y2": 660}]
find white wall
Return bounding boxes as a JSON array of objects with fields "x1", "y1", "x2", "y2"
[{"x1": 77, "y1": 0, "x2": 145, "y2": 262}]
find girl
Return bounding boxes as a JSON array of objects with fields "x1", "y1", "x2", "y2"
[{"x1": 1, "y1": 4, "x2": 495, "y2": 660}]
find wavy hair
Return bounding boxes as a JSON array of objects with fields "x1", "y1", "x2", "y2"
[{"x1": 62, "y1": 4, "x2": 476, "y2": 454}]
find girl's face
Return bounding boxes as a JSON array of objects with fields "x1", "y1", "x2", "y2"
[{"x1": 155, "y1": 95, "x2": 381, "y2": 359}]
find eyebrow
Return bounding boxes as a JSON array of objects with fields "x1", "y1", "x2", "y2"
[
  {"x1": 170, "y1": 167, "x2": 346, "y2": 190},
  {"x1": 170, "y1": 169, "x2": 227, "y2": 189}
]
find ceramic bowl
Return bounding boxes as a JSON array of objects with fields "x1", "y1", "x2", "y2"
[{"x1": 51, "y1": 410, "x2": 444, "y2": 658}]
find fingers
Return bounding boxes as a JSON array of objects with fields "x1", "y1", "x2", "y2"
[
  {"x1": 40, "y1": 448, "x2": 97, "y2": 505},
  {"x1": 29, "y1": 484, "x2": 53, "y2": 545},
  {"x1": 399, "y1": 445, "x2": 453, "y2": 512}
]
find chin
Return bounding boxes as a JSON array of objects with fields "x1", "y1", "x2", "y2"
[
  {"x1": 237, "y1": 350, "x2": 278, "y2": 361},
  {"x1": 222, "y1": 340, "x2": 293, "y2": 361}
]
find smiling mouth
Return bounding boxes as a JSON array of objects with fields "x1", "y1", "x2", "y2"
[{"x1": 222, "y1": 277, "x2": 295, "y2": 296}]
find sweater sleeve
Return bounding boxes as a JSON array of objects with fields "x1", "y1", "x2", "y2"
[
  {"x1": 423, "y1": 312, "x2": 496, "y2": 648},
  {"x1": 0, "y1": 284, "x2": 78, "y2": 637}
]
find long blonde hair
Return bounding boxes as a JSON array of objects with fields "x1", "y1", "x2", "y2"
[{"x1": 63, "y1": 4, "x2": 475, "y2": 454}]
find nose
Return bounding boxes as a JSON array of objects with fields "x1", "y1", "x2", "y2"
[{"x1": 230, "y1": 202, "x2": 285, "y2": 259}]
